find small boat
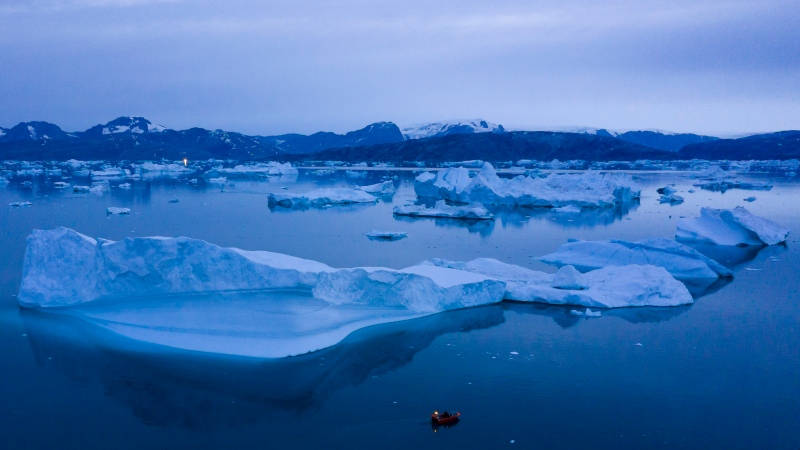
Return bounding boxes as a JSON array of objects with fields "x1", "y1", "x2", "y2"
[{"x1": 431, "y1": 410, "x2": 460, "y2": 425}]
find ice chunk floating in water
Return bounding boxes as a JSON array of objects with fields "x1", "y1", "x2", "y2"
[
  {"x1": 268, "y1": 188, "x2": 378, "y2": 207},
  {"x1": 17, "y1": 228, "x2": 504, "y2": 358},
  {"x1": 365, "y1": 230, "x2": 407, "y2": 241},
  {"x1": 414, "y1": 162, "x2": 640, "y2": 208},
  {"x1": 539, "y1": 237, "x2": 733, "y2": 281},
  {"x1": 427, "y1": 258, "x2": 693, "y2": 308},
  {"x1": 676, "y1": 207, "x2": 789, "y2": 246},
  {"x1": 393, "y1": 200, "x2": 494, "y2": 220}
]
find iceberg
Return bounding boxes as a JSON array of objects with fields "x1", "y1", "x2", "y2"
[
  {"x1": 118, "y1": 183, "x2": 132, "y2": 189},
  {"x1": 657, "y1": 186, "x2": 684, "y2": 204},
  {"x1": 9, "y1": 201, "x2": 32, "y2": 207},
  {"x1": 73, "y1": 185, "x2": 90, "y2": 193},
  {"x1": 106, "y1": 207, "x2": 130, "y2": 215},
  {"x1": 53, "y1": 181, "x2": 70, "y2": 189},
  {"x1": 18, "y1": 228, "x2": 505, "y2": 358},
  {"x1": 393, "y1": 200, "x2": 494, "y2": 220},
  {"x1": 358, "y1": 180, "x2": 396, "y2": 196},
  {"x1": 539, "y1": 237, "x2": 733, "y2": 281},
  {"x1": 414, "y1": 163, "x2": 639, "y2": 208},
  {"x1": 676, "y1": 207, "x2": 789, "y2": 246},
  {"x1": 366, "y1": 230, "x2": 407, "y2": 241},
  {"x1": 268, "y1": 188, "x2": 378, "y2": 207},
  {"x1": 138, "y1": 162, "x2": 193, "y2": 176},
  {"x1": 214, "y1": 162, "x2": 298, "y2": 177},
  {"x1": 427, "y1": 258, "x2": 693, "y2": 308}
]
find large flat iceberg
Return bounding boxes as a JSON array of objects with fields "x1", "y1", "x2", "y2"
[
  {"x1": 427, "y1": 258, "x2": 693, "y2": 308},
  {"x1": 676, "y1": 207, "x2": 789, "y2": 246},
  {"x1": 19, "y1": 228, "x2": 699, "y2": 358},
  {"x1": 268, "y1": 188, "x2": 378, "y2": 207},
  {"x1": 415, "y1": 163, "x2": 639, "y2": 208},
  {"x1": 18, "y1": 228, "x2": 504, "y2": 357}
]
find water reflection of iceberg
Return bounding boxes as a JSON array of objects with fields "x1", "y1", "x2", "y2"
[
  {"x1": 491, "y1": 200, "x2": 639, "y2": 229},
  {"x1": 681, "y1": 241, "x2": 781, "y2": 268},
  {"x1": 392, "y1": 214, "x2": 495, "y2": 236},
  {"x1": 503, "y1": 301, "x2": 690, "y2": 329},
  {"x1": 21, "y1": 305, "x2": 504, "y2": 428}
]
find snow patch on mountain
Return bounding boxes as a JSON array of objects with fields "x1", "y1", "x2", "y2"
[{"x1": 401, "y1": 119, "x2": 505, "y2": 140}]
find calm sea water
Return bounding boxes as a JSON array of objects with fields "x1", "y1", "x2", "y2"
[{"x1": 0, "y1": 169, "x2": 798, "y2": 449}]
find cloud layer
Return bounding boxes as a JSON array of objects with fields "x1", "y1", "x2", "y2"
[{"x1": 1, "y1": 0, "x2": 798, "y2": 135}]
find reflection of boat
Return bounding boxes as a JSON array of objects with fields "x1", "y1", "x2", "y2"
[{"x1": 431, "y1": 410, "x2": 460, "y2": 425}]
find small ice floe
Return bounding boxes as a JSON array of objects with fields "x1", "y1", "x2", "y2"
[
  {"x1": 22, "y1": 181, "x2": 33, "y2": 187},
  {"x1": 53, "y1": 181, "x2": 70, "y2": 189},
  {"x1": 309, "y1": 169, "x2": 335, "y2": 176},
  {"x1": 106, "y1": 207, "x2": 131, "y2": 215},
  {"x1": 345, "y1": 170, "x2": 367, "y2": 178},
  {"x1": 634, "y1": 343, "x2": 643, "y2": 347},
  {"x1": 657, "y1": 186, "x2": 684, "y2": 204},
  {"x1": 552, "y1": 205, "x2": 581, "y2": 213},
  {"x1": 570, "y1": 308, "x2": 601, "y2": 318},
  {"x1": 366, "y1": 230, "x2": 407, "y2": 241},
  {"x1": 358, "y1": 180, "x2": 396, "y2": 196},
  {"x1": 9, "y1": 201, "x2": 32, "y2": 207},
  {"x1": 676, "y1": 207, "x2": 789, "y2": 246},
  {"x1": 118, "y1": 183, "x2": 132, "y2": 189},
  {"x1": 744, "y1": 196, "x2": 756, "y2": 202},
  {"x1": 510, "y1": 351, "x2": 519, "y2": 355},
  {"x1": 208, "y1": 177, "x2": 227, "y2": 184},
  {"x1": 269, "y1": 188, "x2": 378, "y2": 207},
  {"x1": 73, "y1": 185, "x2": 90, "y2": 193},
  {"x1": 188, "y1": 179, "x2": 198, "y2": 184},
  {"x1": 393, "y1": 200, "x2": 494, "y2": 220}
]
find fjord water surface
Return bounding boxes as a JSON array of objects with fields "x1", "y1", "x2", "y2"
[{"x1": 0, "y1": 170, "x2": 798, "y2": 449}]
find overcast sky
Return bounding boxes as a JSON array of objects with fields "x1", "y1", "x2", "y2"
[{"x1": 1, "y1": 0, "x2": 798, "y2": 136}]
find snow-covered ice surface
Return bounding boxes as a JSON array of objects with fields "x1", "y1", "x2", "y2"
[
  {"x1": 415, "y1": 163, "x2": 640, "y2": 208},
  {"x1": 268, "y1": 188, "x2": 378, "y2": 207},
  {"x1": 539, "y1": 237, "x2": 733, "y2": 281},
  {"x1": 393, "y1": 200, "x2": 494, "y2": 220},
  {"x1": 427, "y1": 258, "x2": 693, "y2": 308},
  {"x1": 676, "y1": 207, "x2": 790, "y2": 246}
]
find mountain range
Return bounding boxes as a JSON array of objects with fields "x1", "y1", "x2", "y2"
[{"x1": 1, "y1": 116, "x2": 797, "y2": 162}]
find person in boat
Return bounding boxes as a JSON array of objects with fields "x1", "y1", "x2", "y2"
[{"x1": 441, "y1": 411, "x2": 451, "y2": 418}]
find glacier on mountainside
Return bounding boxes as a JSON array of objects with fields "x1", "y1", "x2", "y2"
[
  {"x1": 414, "y1": 163, "x2": 639, "y2": 208},
  {"x1": 676, "y1": 207, "x2": 789, "y2": 246}
]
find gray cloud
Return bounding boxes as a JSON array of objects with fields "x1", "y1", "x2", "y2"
[{"x1": 0, "y1": 0, "x2": 797, "y2": 135}]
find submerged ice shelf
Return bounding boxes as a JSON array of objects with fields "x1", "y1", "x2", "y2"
[{"x1": 20, "y1": 228, "x2": 695, "y2": 358}]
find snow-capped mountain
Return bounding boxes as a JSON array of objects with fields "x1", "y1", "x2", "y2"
[
  {"x1": 0, "y1": 121, "x2": 76, "y2": 142},
  {"x1": 82, "y1": 116, "x2": 168, "y2": 136},
  {"x1": 401, "y1": 120, "x2": 505, "y2": 140}
]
